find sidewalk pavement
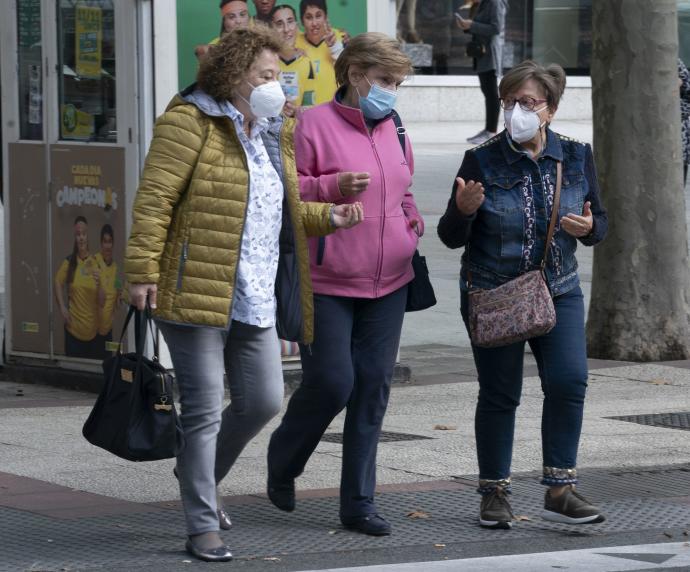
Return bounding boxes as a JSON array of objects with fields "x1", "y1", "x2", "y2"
[
  {"x1": 1, "y1": 354, "x2": 690, "y2": 571},
  {"x1": 2, "y1": 120, "x2": 690, "y2": 570}
]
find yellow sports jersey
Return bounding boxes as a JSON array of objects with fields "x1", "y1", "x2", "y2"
[
  {"x1": 94, "y1": 253, "x2": 122, "y2": 336},
  {"x1": 55, "y1": 255, "x2": 99, "y2": 342},
  {"x1": 279, "y1": 54, "x2": 316, "y2": 107},
  {"x1": 295, "y1": 29, "x2": 345, "y2": 105}
]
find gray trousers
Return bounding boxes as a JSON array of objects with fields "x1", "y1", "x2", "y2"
[{"x1": 159, "y1": 320, "x2": 284, "y2": 535}]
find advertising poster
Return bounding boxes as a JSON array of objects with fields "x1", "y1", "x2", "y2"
[
  {"x1": 176, "y1": 0, "x2": 367, "y2": 105},
  {"x1": 50, "y1": 146, "x2": 126, "y2": 361},
  {"x1": 60, "y1": 103, "x2": 95, "y2": 141},
  {"x1": 75, "y1": 4, "x2": 103, "y2": 79},
  {"x1": 8, "y1": 144, "x2": 51, "y2": 354}
]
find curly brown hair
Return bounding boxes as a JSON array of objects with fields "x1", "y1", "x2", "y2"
[{"x1": 197, "y1": 26, "x2": 284, "y2": 101}]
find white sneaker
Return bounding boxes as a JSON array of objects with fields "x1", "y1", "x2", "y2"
[{"x1": 467, "y1": 130, "x2": 496, "y2": 145}]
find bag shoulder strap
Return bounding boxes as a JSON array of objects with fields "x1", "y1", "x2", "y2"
[
  {"x1": 390, "y1": 110, "x2": 406, "y2": 160},
  {"x1": 540, "y1": 161, "x2": 562, "y2": 269}
]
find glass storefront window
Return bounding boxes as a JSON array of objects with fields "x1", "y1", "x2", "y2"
[
  {"x1": 396, "y1": 0, "x2": 591, "y2": 76},
  {"x1": 680, "y1": 1, "x2": 690, "y2": 65},
  {"x1": 17, "y1": 0, "x2": 44, "y2": 140},
  {"x1": 532, "y1": 0, "x2": 591, "y2": 74},
  {"x1": 57, "y1": 0, "x2": 116, "y2": 142}
]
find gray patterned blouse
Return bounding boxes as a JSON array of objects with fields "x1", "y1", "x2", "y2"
[{"x1": 223, "y1": 103, "x2": 284, "y2": 328}]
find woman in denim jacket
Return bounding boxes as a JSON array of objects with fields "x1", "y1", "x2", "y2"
[{"x1": 438, "y1": 61, "x2": 608, "y2": 530}]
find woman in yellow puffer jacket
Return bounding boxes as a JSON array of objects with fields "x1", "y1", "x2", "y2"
[{"x1": 125, "y1": 26, "x2": 362, "y2": 563}]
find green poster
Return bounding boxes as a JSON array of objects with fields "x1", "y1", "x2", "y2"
[{"x1": 176, "y1": 0, "x2": 368, "y2": 90}]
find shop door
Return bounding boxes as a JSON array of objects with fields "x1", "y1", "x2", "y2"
[{"x1": 2, "y1": 0, "x2": 140, "y2": 363}]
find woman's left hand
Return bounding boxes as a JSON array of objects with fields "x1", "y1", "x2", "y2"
[
  {"x1": 561, "y1": 201, "x2": 593, "y2": 237},
  {"x1": 332, "y1": 202, "x2": 364, "y2": 229},
  {"x1": 457, "y1": 17, "x2": 472, "y2": 31},
  {"x1": 324, "y1": 21, "x2": 336, "y2": 47}
]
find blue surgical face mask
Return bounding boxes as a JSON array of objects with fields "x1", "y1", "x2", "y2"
[{"x1": 357, "y1": 76, "x2": 397, "y2": 119}]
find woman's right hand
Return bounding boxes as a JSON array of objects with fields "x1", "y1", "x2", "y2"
[
  {"x1": 324, "y1": 20, "x2": 336, "y2": 47},
  {"x1": 455, "y1": 177, "x2": 485, "y2": 216},
  {"x1": 129, "y1": 283, "x2": 157, "y2": 311},
  {"x1": 61, "y1": 306, "x2": 71, "y2": 326},
  {"x1": 338, "y1": 172, "x2": 371, "y2": 196},
  {"x1": 282, "y1": 100, "x2": 297, "y2": 117},
  {"x1": 331, "y1": 202, "x2": 364, "y2": 229}
]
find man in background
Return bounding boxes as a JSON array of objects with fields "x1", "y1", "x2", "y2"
[{"x1": 253, "y1": 0, "x2": 276, "y2": 24}]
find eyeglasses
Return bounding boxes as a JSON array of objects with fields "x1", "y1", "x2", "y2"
[{"x1": 500, "y1": 96, "x2": 548, "y2": 112}]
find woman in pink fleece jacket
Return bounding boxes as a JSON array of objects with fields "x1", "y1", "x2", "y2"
[{"x1": 267, "y1": 32, "x2": 424, "y2": 536}]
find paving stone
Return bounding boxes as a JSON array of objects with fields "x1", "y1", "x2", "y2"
[{"x1": 2, "y1": 465, "x2": 690, "y2": 572}]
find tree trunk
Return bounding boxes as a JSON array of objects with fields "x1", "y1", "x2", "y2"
[{"x1": 587, "y1": 0, "x2": 690, "y2": 361}]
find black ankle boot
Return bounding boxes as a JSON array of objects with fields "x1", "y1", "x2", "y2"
[{"x1": 267, "y1": 476, "x2": 295, "y2": 512}]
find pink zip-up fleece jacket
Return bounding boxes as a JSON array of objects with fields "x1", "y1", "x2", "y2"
[{"x1": 295, "y1": 97, "x2": 425, "y2": 299}]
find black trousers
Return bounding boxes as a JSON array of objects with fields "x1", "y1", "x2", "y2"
[
  {"x1": 267, "y1": 286, "x2": 407, "y2": 520},
  {"x1": 478, "y1": 69, "x2": 500, "y2": 133}
]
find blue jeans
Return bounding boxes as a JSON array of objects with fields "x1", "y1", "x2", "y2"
[
  {"x1": 268, "y1": 286, "x2": 407, "y2": 520},
  {"x1": 461, "y1": 285, "x2": 588, "y2": 489}
]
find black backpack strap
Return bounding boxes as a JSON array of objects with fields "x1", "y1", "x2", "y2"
[{"x1": 391, "y1": 110, "x2": 406, "y2": 160}]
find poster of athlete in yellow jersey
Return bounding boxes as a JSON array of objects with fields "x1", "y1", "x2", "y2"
[
  {"x1": 54, "y1": 215, "x2": 102, "y2": 358},
  {"x1": 270, "y1": 4, "x2": 316, "y2": 114},
  {"x1": 51, "y1": 146, "x2": 126, "y2": 361},
  {"x1": 94, "y1": 224, "x2": 124, "y2": 350},
  {"x1": 176, "y1": 0, "x2": 366, "y2": 97},
  {"x1": 294, "y1": 0, "x2": 348, "y2": 105}
]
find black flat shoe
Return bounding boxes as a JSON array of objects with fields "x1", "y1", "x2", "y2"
[
  {"x1": 267, "y1": 477, "x2": 295, "y2": 512},
  {"x1": 342, "y1": 514, "x2": 392, "y2": 536},
  {"x1": 185, "y1": 539, "x2": 233, "y2": 562}
]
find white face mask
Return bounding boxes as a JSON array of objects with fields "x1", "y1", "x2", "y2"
[
  {"x1": 243, "y1": 80, "x2": 286, "y2": 118},
  {"x1": 504, "y1": 104, "x2": 547, "y2": 143}
]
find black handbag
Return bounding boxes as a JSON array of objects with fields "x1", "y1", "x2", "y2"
[
  {"x1": 82, "y1": 306, "x2": 185, "y2": 461},
  {"x1": 390, "y1": 111, "x2": 438, "y2": 313},
  {"x1": 405, "y1": 249, "x2": 437, "y2": 312},
  {"x1": 466, "y1": 37, "x2": 486, "y2": 59}
]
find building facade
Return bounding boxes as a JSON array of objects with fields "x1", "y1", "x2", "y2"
[{"x1": 1, "y1": 0, "x2": 687, "y2": 375}]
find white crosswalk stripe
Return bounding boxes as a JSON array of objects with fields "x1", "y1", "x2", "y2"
[{"x1": 310, "y1": 542, "x2": 690, "y2": 572}]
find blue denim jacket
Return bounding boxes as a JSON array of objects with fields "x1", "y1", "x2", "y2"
[{"x1": 437, "y1": 129, "x2": 608, "y2": 296}]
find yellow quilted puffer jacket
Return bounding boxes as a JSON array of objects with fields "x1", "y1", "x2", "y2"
[{"x1": 124, "y1": 94, "x2": 335, "y2": 342}]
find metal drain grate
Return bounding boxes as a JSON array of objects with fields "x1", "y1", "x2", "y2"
[
  {"x1": 3, "y1": 464, "x2": 690, "y2": 571},
  {"x1": 321, "y1": 430, "x2": 434, "y2": 443},
  {"x1": 606, "y1": 412, "x2": 690, "y2": 431}
]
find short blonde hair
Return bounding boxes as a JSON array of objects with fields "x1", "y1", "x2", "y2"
[
  {"x1": 334, "y1": 32, "x2": 413, "y2": 87},
  {"x1": 499, "y1": 60, "x2": 567, "y2": 111},
  {"x1": 197, "y1": 26, "x2": 284, "y2": 101}
]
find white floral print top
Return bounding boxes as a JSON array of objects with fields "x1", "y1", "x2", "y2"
[{"x1": 224, "y1": 102, "x2": 284, "y2": 328}]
